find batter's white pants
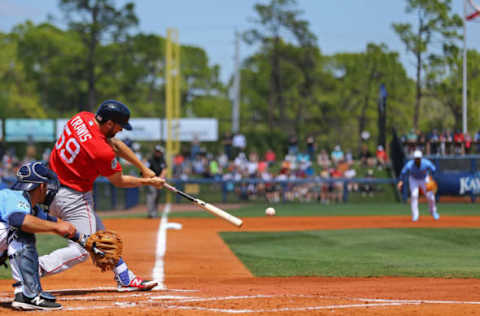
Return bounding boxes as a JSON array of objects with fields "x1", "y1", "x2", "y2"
[
  {"x1": 409, "y1": 176, "x2": 437, "y2": 221},
  {"x1": 38, "y1": 187, "x2": 102, "y2": 276}
]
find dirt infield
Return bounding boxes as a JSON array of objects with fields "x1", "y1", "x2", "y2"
[{"x1": 1, "y1": 214, "x2": 480, "y2": 315}]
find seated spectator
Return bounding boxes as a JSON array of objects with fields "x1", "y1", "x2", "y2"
[
  {"x1": 361, "y1": 169, "x2": 375, "y2": 197},
  {"x1": 209, "y1": 158, "x2": 221, "y2": 180},
  {"x1": 317, "y1": 149, "x2": 331, "y2": 170},
  {"x1": 417, "y1": 131, "x2": 426, "y2": 153},
  {"x1": 406, "y1": 128, "x2": 417, "y2": 154},
  {"x1": 306, "y1": 135, "x2": 316, "y2": 161},
  {"x1": 331, "y1": 145, "x2": 344, "y2": 165},
  {"x1": 344, "y1": 165, "x2": 358, "y2": 192},
  {"x1": 344, "y1": 149, "x2": 354, "y2": 165},
  {"x1": 444, "y1": 129, "x2": 454, "y2": 155},
  {"x1": 465, "y1": 132, "x2": 473, "y2": 154},
  {"x1": 232, "y1": 133, "x2": 246, "y2": 158},
  {"x1": 453, "y1": 129, "x2": 464, "y2": 155},
  {"x1": 288, "y1": 135, "x2": 298, "y2": 155},
  {"x1": 427, "y1": 129, "x2": 440, "y2": 155},
  {"x1": 319, "y1": 169, "x2": 331, "y2": 204},
  {"x1": 173, "y1": 153, "x2": 185, "y2": 178},
  {"x1": 330, "y1": 166, "x2": 344, "y2": 203},
  {"x1": 264, "y1": 149, "x2": 276, "y2": 166},
  {"x1": 359, "y1": 143, "x2": 374, "y2": 167},
  {"x1": 376, "y1": 145, "x2": 388, "y2": 169}
]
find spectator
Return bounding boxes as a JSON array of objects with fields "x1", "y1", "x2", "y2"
[
  {"x1": 359, "y1": 143, "x2": 373, "y2": 167},
  {"x1": 453, "y1": 129, "x2": 464, "y2": 155},
  {"x1": 232, "y1": 133, "x2": 246, "y2": 158},
  {"x1": 417, "y1": 130, "x2": 426, "y2": 153},
  {"x1": 376, "y1": 145, "x2": 388, "y2": 169},
  {"x1": 288, "y1": 135, "x2": 298, "y2": 155},
  {"x1": 406, "y1": 128, "x2": 417, "y2": 154},
  {"x1": 306, "y1": 135, "x2": 316, "y2": 161},
  {"x1": 345, "y1": 149, "x2": 354, "y2": 166},
  {"x1": 173, "y1": 153, "x2": 185, "y2": 178},
  {"x1": 222, "y1": 132, "x2": 233, "y2": 161},
  {"x1": 217, "y1": 152, "x2": 229, "y2": 170},
  {"x1": 330, "y1": 166, "x2": 344, "y2": 203},
  {"x1": 444, "y1": 129, "x2": 453, "y2": 155},
  {"x1": 331, "y1": 145, "x2": 344, "y2": 165},
  {"x1": 22, "y1": 144, "x2": 37, "y2": 165},
  {"x1": 190, "y1": 136, "x2": 201, "y2": 160},
  {"x1": 317, "y1": 149, "x2": 331, "y2": 170},
  {"x1": 427, "y1": 129, "x2": 440, "y2": 155},
  {"x1": 209, "y1": 158, "x2": 221, "y2": 180},
  {"x1": 264, "y1": 149, "x2": 276, "y2": 166},
  {"x1": 465, "y1": 132, "x2": 473, "y2": 154},
  {"x1": 344, "y1": 164, "x2": 358, "y2": 192},
  {"x1": 361, "y1": 169, "x2": 375, "y2": 197}
]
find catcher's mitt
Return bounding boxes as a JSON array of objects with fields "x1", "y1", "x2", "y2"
[{"x1": 84, "y1": 230, "x2": 123, "y2": 272}]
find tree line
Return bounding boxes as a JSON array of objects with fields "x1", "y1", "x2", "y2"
[{"x1": 0, "y1": 0, "x2": 479, "y2": 154}]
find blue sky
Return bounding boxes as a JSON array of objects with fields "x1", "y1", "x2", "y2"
[{"x1": 1, "y1": 0, "x2": 480, "y2": 82}]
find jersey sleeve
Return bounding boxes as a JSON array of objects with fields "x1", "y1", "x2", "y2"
[
  {"x1": 95, "y1": 151, "x2": 122, "y2": 177},
  {"x1": 427, "y1": 160, "x2": 436, "y2": 173},
  {"x1": 399, "y1": 161, "x2": 411, "y2": 178}
]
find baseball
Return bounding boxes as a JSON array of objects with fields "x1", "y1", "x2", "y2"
[{"x1": 265, "y1": 207, "x2": 276, "y2": 216}]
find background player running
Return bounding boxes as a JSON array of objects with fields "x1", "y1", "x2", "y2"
[{"x1": 397, "y1": 150, "x2": 439, "y2": 222}]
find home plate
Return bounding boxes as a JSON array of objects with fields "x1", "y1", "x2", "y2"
[{"x1": 166, "y1": 222, "x2": 182, "y2": 230}]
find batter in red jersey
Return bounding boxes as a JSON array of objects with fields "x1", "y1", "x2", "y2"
[{"x1": 37, "y1": 100, "x2": 164, "y2": 292}]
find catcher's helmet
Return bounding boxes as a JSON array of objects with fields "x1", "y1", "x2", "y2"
[
  {"x1": 11, "y1": 161, "x2": 60, "y2": 209},
  {"x1": 95, "y1": 100, "x2": 132, "y2": 131}
]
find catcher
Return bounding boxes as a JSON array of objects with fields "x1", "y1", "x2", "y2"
[{"x1": 0, "y1": 161, "x2": 76, "y2": 310}]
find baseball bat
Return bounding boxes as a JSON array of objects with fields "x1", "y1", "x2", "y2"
[{"x1": 163, "y1": 183, "x2": 243, "y2": 227}]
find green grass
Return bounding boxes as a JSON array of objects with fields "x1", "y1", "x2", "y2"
[
  {"x1": 0, "y1": 234, "x2": 67, "y2": 279},
  {"x1": 168, "y1": 202, "x2": 480, "y2": 218},
  {"x1": 220, "y1": 228, "x2": 480, "y2": 278}
]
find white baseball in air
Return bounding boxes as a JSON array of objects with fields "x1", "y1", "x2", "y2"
[{"x1": 265, "y1": 207, "x2": 276, "y2": 216}]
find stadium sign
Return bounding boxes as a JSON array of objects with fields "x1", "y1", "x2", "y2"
[
  {"x1": 162, "y1": 118, "x2": 218, "y2": 142},
  {"x1": 115, "y1": 118, "x2": 162, "y2": 141},
  {"x1": 6, "y1": 119, "x2": 55, "y2": 142},
  {"x1": 459, "y1": 172, "x2": 480, "y2": 195}
]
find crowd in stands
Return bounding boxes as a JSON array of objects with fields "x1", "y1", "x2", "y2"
[
  {"x1": 401, "y1": 128, "x2": 480, "y2": 156},
  {"x1": 3, "y1": 128, "x2": 480, "y2": 204}
]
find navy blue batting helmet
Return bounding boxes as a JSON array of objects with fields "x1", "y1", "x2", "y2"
[
  {"x1": 12, "y1": 161, "x2": 60, "y2": 210},
  {"x1": 95, "y1": 100, "x2": 132, "y2": 131}
]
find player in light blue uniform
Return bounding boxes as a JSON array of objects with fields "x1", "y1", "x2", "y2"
[
  {"x1": 397, "y1": 150, "x2": 439, "y2": 222},
  {"x1": 0, "y1": 161, "x2": 76, "y2": 310}
]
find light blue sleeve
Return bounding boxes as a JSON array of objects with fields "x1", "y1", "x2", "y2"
[
  {"x1": 400, "y1": 160, "x2": 412, "y2": 178},
  {"x1": 426, "y1": 159, "x2": 436, "y2": 173},
  {"x1": 0, "y1": 191, "x2": 31, "y2": 223}
]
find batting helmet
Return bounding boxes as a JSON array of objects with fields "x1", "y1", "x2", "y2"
[
  {"x1": 95, "y1": 100, "x2": 132, "y2": 131},
  {"x1": 11, "y1": 161, "x2": 60, "y2": 209}
]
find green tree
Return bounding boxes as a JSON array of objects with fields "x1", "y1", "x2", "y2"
[
  {"x1": 58, "y1": 0, "x2": 138, "y2": 111},
  {"x1": 426, "y1": 47, "x2": 480, "y2": 131},
  {"x1": 331, "y1": 43, "x2": 414, "y2": 151},
  {"x1": 244, "y1": 0, "x2": 316, "y2": 132},
  {"x1": 14, "y1": 22, "x2": 85, "y2": 116},
  {"x1": 0, "y1": 32, "x2": 46, "y2": 118},
  {"x1": 392, "y1": 0, "x2": 462, "y2": 129}
]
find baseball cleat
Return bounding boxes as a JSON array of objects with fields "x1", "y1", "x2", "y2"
[
  {"x1": 11, "y1": 293, "x2": 62, "y2": 311},
  {"x1": 412, "y1": 215, "x2": 419, "y2": 222},
  {"x1": 432, "y1": 212, "x2": 440, "y2": 220},
  {"x1": 117, "y1": 277, "x2": 158, "y2": 292}
]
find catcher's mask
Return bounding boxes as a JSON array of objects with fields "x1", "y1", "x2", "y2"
[{"x1": 11, "y1": 161, "x2": 60, "y2": 211}]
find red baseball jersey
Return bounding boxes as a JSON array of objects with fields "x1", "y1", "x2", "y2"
[{"x1": 50, "y1": 112, "x2": 122, "y2": 192}]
